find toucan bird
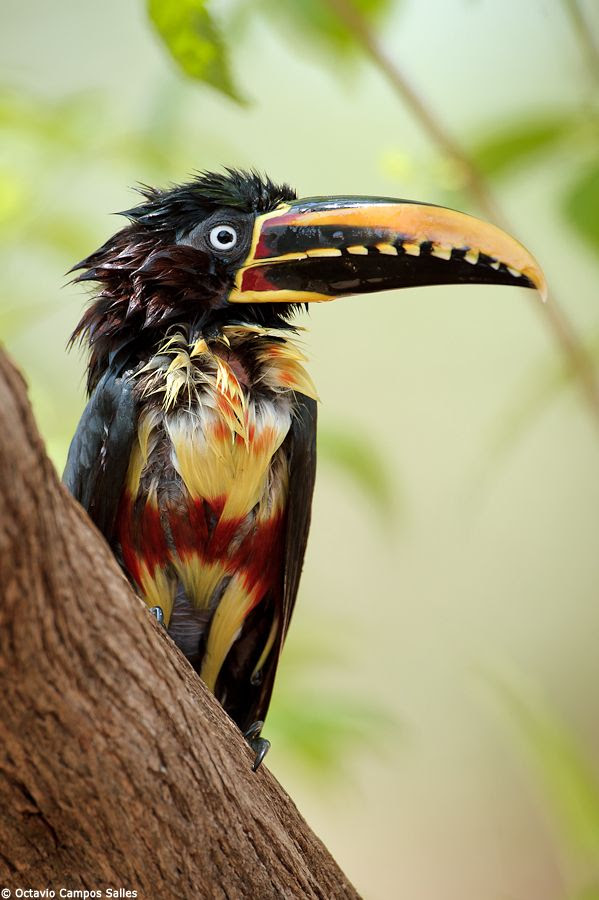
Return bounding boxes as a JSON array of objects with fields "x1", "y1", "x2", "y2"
[{"x1": 64, "y1": 169, "x2": 545, "y2": 768}]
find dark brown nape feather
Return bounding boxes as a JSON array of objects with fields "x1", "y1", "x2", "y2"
[
  {"x1": 68, "y1": 169, "x2": 300, "y2": 394},
  {"x1": 68, "y1": 227, "x2": 227, "y2": 393},
  {"x1": 68, "y1": 236, "x2": 303, "y2": 395}
]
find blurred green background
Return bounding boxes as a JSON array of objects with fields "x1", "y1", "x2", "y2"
[{"x1": 2, "y1": 1, "x2": 599, "y2": 897}]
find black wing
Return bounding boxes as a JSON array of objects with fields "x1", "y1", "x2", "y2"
[
  {"x1": 223, "y1": 393, "x2": 318, "y2": 733},
  {"x1": 63, "y1": 370, "x2": 137, "y2": 545},
  {"x1": 280, "y1": 393, "x2": 318, "y2": 641}
]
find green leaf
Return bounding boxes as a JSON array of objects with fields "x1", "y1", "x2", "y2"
[
  {"x1": 563, "y1": 162, "x2": 599, "y2": 255},
  {"x1": 486, "y1": 670, "x2": 599, "y2": 860},
  {"x1": 471, "y1": 115, "x2": 574, "y2": 178},
  {"x1": 26, "y1": 216, "x2": 100, "y2": 258},
  {"x1": 267, "y1": 623, "x2": 400, "y2": 776},
  {"x1": 317, "y1": 423, "x2": 397, "y2": 523},
  {"x1": 0, "y1": 90, "x2": 102, "y2": 151},
  {"x1": 268, "y1": 688, "x2": 398, "y2": 774},
  {"x1": 254, "y1": 0, "x2": 392, "y2": 58},
  {"x1": 0, "y1": 169, "x2": 28, "y2": 229},
  {"x1": 147, "y1": 0, "x2": 244, "y2": 103}
]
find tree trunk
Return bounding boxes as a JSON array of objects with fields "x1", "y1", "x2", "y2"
[{"x1": 0, "y1": 350, "x2": 359, "y2": 899}]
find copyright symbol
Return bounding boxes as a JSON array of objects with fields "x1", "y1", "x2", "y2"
[{"x1": 2, "y1": 888, "x2": 11, "y2": 898}]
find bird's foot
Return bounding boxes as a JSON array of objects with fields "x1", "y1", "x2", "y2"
[
  {"x1": 149, "y1": 606, "x2": 166, "y2": 627},
  {"x1": 243, "y1": 720, "x2": 271, "y2": 772}
]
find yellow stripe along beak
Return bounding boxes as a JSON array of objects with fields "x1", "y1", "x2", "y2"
[{"x1": 227, "y1": 196, "x2": 547, "y2": 304}]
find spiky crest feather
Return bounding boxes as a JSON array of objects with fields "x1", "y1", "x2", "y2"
[{"x1": 122, "y1": 168, "x2": 296, "y2": 229}]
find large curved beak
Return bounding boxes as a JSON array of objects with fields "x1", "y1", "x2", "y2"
[{"x1": 228, "y1": 196, "x2": 546, "y2": 304}]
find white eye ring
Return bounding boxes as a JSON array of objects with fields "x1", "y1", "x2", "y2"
[{"x1": 208, "y1": 224, "x2": 238, "y2": 251}]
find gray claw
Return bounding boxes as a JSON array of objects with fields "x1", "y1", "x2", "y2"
[
  {"x1": 249, "y1": 737, "x2": 271, "y2": 772},
  {"x1": 243, "y1": 720, "x2": 271, "y2": 771}
]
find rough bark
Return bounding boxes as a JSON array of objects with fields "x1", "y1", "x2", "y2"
[{"x1": 0, "y1": 349, "x2": 359, "y2": 900}]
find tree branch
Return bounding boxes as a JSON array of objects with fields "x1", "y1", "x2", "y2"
[
  {"x1": 0, "y1": 349, "x2": 359, "y2": 899},
  {"x1": 324, "y1": 0, "x2": 599, "y2": 429},
  {"x1": 563, "y1": 0, "x2": 599, "y2": 89}
]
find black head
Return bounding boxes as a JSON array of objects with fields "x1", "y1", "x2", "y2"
[{"x1": 70, "y1": 169, "x2": 301, "y2": 390}]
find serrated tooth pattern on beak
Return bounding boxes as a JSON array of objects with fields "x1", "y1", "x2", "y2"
[
  {"x1": 431, "y1": 244, "x2": 452, "y2": 260},
  {"x1": 305, "y1": 248, "x2": 343, "y2": 258},
  {"x1": 347, "y1": 245, "x2": 369, "y2": 255},
  {"x1": 402, "y1": 242, "x2": 421, "y2": 256},
  {"x1": 376, "y1": 243, "x2": 398, "y2": 255},
  {"x1": 464, "y1": 249, "x2": 479, "y2": 265}
]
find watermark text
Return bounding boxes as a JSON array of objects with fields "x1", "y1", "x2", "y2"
[{"x1": 2, "y1": 889, "x2": 137, "y2": 899}]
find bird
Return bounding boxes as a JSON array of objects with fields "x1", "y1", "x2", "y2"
[{"x1": 63, "y1": 168, "x2": 545, "y2": 769}]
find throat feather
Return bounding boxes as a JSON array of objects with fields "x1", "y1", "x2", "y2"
[{"x1": 137, "y1": 323, "x2": 318, "y2": 420}]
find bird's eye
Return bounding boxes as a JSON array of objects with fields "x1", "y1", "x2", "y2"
[{"x1": 208, "y1": 224, "x2": 238, "y2": 251}]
